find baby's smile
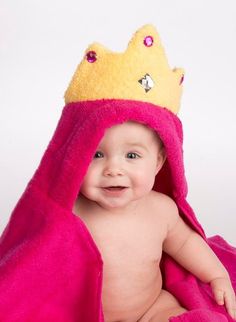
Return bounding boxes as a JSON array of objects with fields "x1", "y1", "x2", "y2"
[
  {"x1": 102, "y1": 186, "x2": 128, "y2": 196},
  {"x1": 103, "y1": 186, "x2": 127, "y2": 190}
]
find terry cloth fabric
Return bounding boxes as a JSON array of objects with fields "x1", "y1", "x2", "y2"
[
  {"x1": 0, "y1": 25, "x2": 236, "y2": 321},
  {"x1": 169, "y1": 309, "x2": 228, "y2": 321}
]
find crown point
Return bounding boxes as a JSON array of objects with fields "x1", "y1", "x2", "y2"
[
  {"x1": 143, "y1": 35, "x2": 154, "y2": 47},
  {"x1": 86, "y1": 51, "x2": 97, "y2": 63}
]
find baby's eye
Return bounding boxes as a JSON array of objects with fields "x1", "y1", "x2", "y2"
[
  {"x1": 126, "y1": 152, "x2": 140, "y2": 159},
  {"x1": 94, "y1": 151, "x2": 104, "y2": 158}
]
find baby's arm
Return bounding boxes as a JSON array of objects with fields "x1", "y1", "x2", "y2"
[{"x1": 162, "y1": 198, "x2": 236, "y2": 320}]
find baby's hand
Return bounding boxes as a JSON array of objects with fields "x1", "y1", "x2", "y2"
[{"x1": 210, "y1": 276, "x2": 236, "y2": 320}]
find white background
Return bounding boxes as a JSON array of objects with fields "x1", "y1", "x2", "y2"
[{"x1": 0, "y1": 0, "x2": 236, "y2": 244}]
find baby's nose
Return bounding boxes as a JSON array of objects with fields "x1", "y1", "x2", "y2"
[{"x1": 103, "y1": 159, "x2": 124, "y2": 177}]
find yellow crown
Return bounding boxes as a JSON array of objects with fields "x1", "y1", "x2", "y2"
[{"x1": 64, "y1": 24, "x2": 184, "y2": 114}]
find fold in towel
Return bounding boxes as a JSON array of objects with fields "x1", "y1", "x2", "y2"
[{"x1": 169, "y1": 309, "x2": 228, "y2": 322}]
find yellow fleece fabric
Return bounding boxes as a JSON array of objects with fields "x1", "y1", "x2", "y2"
[{"x1": 64, "y1": 24, "x2": 184, "y2": 114}]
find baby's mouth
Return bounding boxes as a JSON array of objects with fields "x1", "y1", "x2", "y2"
[{"x1": 103, "y1": 186, "x2": 127, "y2": 191}]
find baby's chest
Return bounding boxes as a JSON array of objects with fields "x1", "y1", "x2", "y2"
[{"x1": 81, "y1": 213, "x2": 166, "y2": 267}]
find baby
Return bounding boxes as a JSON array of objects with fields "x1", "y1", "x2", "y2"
[{"x1": 73, "y1": 120, "x2": 236, "y2": 322}]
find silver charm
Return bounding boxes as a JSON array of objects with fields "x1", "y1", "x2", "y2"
[{"x1": 138, "y1": 74, "x2": 154, "y2": 92}]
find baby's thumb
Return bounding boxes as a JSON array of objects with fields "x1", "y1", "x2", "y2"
[{"x1": 213, "y1": 289, "x2": 225, "y2": 306}]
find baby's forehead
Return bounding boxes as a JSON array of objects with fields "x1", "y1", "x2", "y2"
[
  {"x1": 122, "y1": 120, "x2": 159, "y2": 135},
  {"x1": 124, "y1": 120, "x2": 155, "y2": 131},
  {"x1": 102, "y1": 121, "x2": 162, "y2": 145}
]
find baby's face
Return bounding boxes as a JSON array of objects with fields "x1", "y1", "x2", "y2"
[{"x1": 80, "y1": 121, "x2": 165, "y2": 211}]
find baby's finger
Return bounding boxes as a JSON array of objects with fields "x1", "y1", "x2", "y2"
[
  {"x1": 229, "y1": 308, "x2": 236, "y2": 321},
  {"x1": 224, "y1": 293, "x2": 236, "y2": 320},
  {"x1": 214, "y1": 289, "x2": 225, "y2": 305}
]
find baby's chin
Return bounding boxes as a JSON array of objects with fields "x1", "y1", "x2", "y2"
[{"x1": 94, "y1": 196, "x2": 144, "y2": 215}]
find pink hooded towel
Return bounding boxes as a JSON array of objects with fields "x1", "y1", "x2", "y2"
[{"x1": 0, "y1": 25, "x2": 235, "y2": 322}]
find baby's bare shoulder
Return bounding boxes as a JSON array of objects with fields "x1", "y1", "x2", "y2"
[
  {"x1": 149, "y1": 191, "x2": 190, "y2": 231},
  {"x1": 149, "y1": 190, "x2": 178, "y2": 213},
  {"x1": 147, "y1": 191, "x2": 179, "y2": 227}
]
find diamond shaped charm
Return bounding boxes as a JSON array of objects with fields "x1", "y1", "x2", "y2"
[{"x1": 138, "y1": 73, "x2": 154, "y2": 93}]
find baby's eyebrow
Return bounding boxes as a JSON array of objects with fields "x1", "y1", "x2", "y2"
[
  {"x1": 96, "y1": 142, "x2": 149, "y2": 152},
  {"x1": 125, "y1": 142, "x2": 148, "y2": 151}
]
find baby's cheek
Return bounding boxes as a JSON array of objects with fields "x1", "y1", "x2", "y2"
[
  {"x1": 134, "y1": 172, "x2": 154, "y2": 190},
  {"x1": 79, "y1": 174, "x2": 93, "y2": 192}
]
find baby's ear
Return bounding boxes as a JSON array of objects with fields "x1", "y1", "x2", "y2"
[{"x1": 155, "y1": 148, "x2": 166, "y2": 174}]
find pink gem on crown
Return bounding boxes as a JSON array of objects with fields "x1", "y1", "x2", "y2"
[
  {"x1": 86, "y1": 51, "x2": 97, "y2": 63},
  {"x1": 179, "y1": 74, "x2": 184, "y2": 85},
  {"x1": 143, "y1": 35, "x2": 154, "y2": 47}
]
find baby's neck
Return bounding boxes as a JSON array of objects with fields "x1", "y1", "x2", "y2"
[{"x1": 73, "y1": 193, "x2": 145, "y2": 218}]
